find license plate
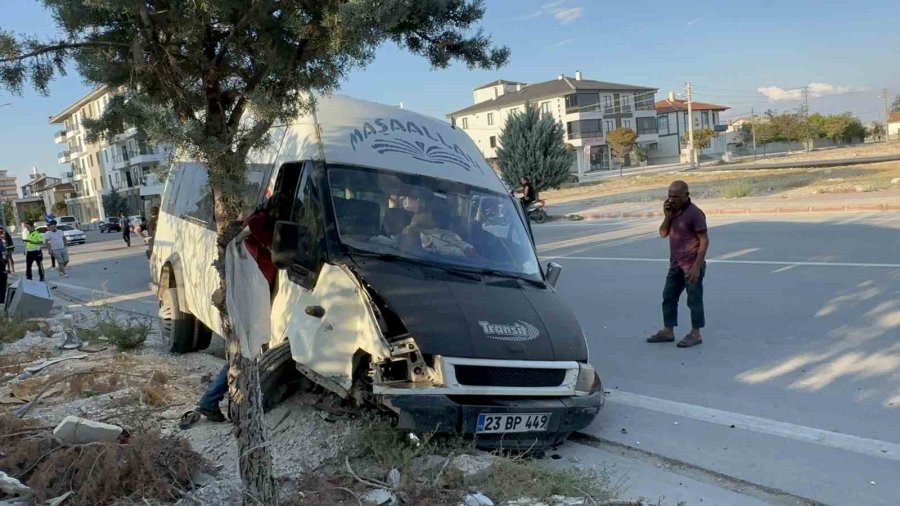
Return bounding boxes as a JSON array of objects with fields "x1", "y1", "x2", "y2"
[{"x1": 476, "y1": 413, "x2": 550, "y2": 434}]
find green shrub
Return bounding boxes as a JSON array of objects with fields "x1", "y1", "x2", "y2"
[
  {"x1": 80, "y1": 318, "x2": 150, "y2": 351},
  {"x1": 721, "y1": 179, "x2": 753, "y2": 198}
]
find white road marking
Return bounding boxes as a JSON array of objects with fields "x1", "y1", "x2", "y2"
[
  {"x1": 546, "y1": 256, "x2": 900, "y2": 269},
  {"x1": 606, "y1": 390, "x2": 900, "y2": 463}
]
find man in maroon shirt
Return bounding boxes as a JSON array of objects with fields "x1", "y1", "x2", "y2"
[{"x1": 647, "y1": 180, "x2": 710, "y2": 348}]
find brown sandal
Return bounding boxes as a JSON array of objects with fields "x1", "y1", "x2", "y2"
[
  {"x1": 677, "y1": 334, "x2": 702, "y2": 348},
  {"x1": 647, "y1": 332, "x2": 675, "y2": 343}
]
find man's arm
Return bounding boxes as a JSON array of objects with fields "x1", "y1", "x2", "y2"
[
  {"x1": 687, "y1": 231, "x2": 709, "y2": 283},
  {"x1": 659, "y1": 215, "x2": 673, "y2": 238}
]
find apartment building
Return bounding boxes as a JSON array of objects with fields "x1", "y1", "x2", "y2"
[
  {"x1": 654, "y1": 93, "x2": 729, "y2": 163},
  {"x1": 448, "y1": 72, "x2": 659, "y2": 176},
  {"x1": 0, "y1": 168, "x2": 17, "y2": 202},
  {"x1": 20, "y1": 169, "x2": 76, "y2": 217},
  {"x1": 50, "y1": 87, "x2": 170, "y2": 224}
]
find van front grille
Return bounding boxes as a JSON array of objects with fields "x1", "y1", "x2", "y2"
[{"x1": 454, "y1": 365, "x2": 566, "y2": 388}]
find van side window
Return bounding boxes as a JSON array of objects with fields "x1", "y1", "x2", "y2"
[
  {"x1": 291, "y1": 167, "x2": 325, "y2": 266},
  {"x1": 162, "y1": 166, "x2": 181, "y2": 215},
  {"x1": 180, "y1": 167, "x2": 216, "y2": 230}
]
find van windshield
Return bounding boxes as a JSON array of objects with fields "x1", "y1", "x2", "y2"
[{"x1": 327, "y1": 166, "x2": 541, "y2": 280}]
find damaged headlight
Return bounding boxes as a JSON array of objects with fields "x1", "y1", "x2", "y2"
[
  {"x1": 574, "y1": 363, "x2": 602, "y2": 396},
  {"x1": 375, "y1": 337, "x2": 441, "y2": 385}
]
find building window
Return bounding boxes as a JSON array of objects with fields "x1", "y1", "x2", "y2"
[
  {"x1": 462, "y1": 117, "x2": 468, "y2": 129},
  {"x1": 701, "y1": 111, "x2": 710, "y2": 128},
  {"x1": 636, "y1": 117, "x2": 657, "y2": 135},
  {"x1": 605, "y1": 120, "x2": 615, "y2": 133},
  {"x1": 566, "y1": 93, "x2": 600, "y2": 112},
  {"x1": 623, "y1": 119, "x2": 632, "y2": 129},
  {"x1": 658, "y1": 115, "x2": 669, "y2": 135},
  {"x1": 566, "y1": 119, "x2": 603, "y2": 139},
  {"x1": 604, "y1": 95, "x2": 613, "y2": 107},
  {"x1": 489, "y1": 136, "x2": 497, "y2": 148},
  {"x1": 540, "y1": 102, "x2": 551, "y2": 114},
  {"x1": 487, "y1": 113, "x2": 494, "y2": 126}
]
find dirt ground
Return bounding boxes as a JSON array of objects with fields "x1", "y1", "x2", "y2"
[
  {"x1": 545, "y1": 160, "x2": 900, "y2": 208},
  {"x1": 735, "y1": 139, "x2": 900, "y2": 165}
]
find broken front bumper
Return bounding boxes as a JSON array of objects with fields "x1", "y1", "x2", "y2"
[{"x1": 387, "y1": 390, "x2": 604, "y2": 450}]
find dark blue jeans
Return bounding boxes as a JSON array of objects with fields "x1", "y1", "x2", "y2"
[
  {"x1": 199, "y1": 365, "x2": 228, "y2": 411},
  {"x1": 662, "y1": 264, "x2": 705, "y2": 330}
]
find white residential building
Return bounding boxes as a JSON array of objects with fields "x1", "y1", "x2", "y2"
[
  {"x1": 889, "y1": 111, "x2": 900, "y2": 140},
  {"x1": 50, "y1": 87, "x2": 170, "y2": 224},
  {"x1": 448, "y1": 73, "x2": 658, "y2": 176},
  {"x1": 654, "y1": 93, "x2": 729, "y2": 163}
]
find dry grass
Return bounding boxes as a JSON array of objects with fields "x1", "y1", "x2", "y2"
[
  {"x1": 736, "y1": 139, "x2": 900, "y2": 166},
  {"x1": 0, "y1": 414, "x2": 206, "y2": 506},
  {"x1": 545, "y1": 160, "x2": 900, "y2": 208},
  {"x1": 78, "y1": 317, "x2": 150, "y2": 351}
]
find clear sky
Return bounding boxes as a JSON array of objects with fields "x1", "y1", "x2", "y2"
[{"x1": 2, "y1": 0, "x2": 899, "y2": 191}]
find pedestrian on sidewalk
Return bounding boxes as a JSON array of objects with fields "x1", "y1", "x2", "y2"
[
  {"x1": 119, "y1": 212, "x2": 131, "y2": 247},
  {"x1": 0, "y1": 235, "x2": 7, "y2": 302},
  {"x1": 43, "y1": 221, "x2": 70, "y2": 278},
  {"x1": 647, "y1": 180, "x2": 709, "y2": 348},
  {"x1": 1, "y1": 226, "x2": 14, "y2": 273},
  {"x1": 22, "y1": 222, "x2": 45, "y2": 282}
]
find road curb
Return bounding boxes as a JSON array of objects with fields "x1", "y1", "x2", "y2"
[{"x1": 558, "y1": 202, "x2": 900, "y2": 220}]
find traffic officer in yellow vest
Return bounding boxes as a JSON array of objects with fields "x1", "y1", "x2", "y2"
[{"x1": 22, "y1": 222, "x2": 45, "y2": 282}]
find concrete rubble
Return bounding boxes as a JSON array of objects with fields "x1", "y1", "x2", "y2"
[
  {"x1": 462, "y1": 492, "x2": 495, "y2": 506},
  {"x1": 451, "y1": 453, "x2": 496, "y2": 481},
  {"x1": 0, "y1": 472, "x2": 31, "y2": 499},
  {"x1": 52, "y1": 415, "x2": 124, "y2": 444}
]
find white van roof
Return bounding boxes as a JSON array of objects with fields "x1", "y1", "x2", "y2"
[{"x1": 277, "y1": 95, "x2": 506, "y2": 193}]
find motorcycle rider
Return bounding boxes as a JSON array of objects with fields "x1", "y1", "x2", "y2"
[{"x1": 516, "y1": 176, "x2": 537, "y2": 209}]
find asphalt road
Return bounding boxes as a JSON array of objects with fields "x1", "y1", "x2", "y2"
[
  {"x1": 534, "y1": 213, "x2": 900, "y2": 505},
  {"x1": 18, "y1": 213, "x2": 900, "y2": 504}
]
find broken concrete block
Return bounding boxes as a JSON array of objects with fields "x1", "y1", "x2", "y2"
[
  {"x1": 53, "y1": 415, "x2": 123, "y2": 444},
  {"x1": 361, "y1": 488, "x2": 396, "y2": 505},
  {"x1": 451, "y1": 454, "x2": 495, "y2": 482},
  {"x1": 386, "y1": 468, "x2": 401, "y2": 489},
  {"x1": 5, "y1": 279, "x2": 53, "y2": 319}
]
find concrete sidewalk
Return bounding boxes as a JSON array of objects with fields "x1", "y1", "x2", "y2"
[{"x1": 548, "y1": 189, "x2": 900, "y2": 220}]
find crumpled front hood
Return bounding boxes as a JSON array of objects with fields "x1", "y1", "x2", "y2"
[{"x1": 353, "y1": 259, "x2": 588, "y2": 362}]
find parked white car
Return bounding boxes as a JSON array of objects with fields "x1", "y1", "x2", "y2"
[
  {"x1": 36, "y1": 224, "x2": 86, "y2": 245},
  {"x1": 56, "y1": 215, "x2": 80, "y2": 229},
  {"x1": 149, "y1": 95, "x2": 602, "y2": 450}
]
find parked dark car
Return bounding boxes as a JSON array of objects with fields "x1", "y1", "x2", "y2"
[{"x1": 99, "y1": 217, "x2": 122, "y2": 233}]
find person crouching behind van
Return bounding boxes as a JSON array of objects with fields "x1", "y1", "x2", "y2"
[
  {"x1": 181, "y1": 196, "x2": 284, "y2": 427},
  {"x1": 44, "y1": 221, "x2": 69, "y2": 278}
]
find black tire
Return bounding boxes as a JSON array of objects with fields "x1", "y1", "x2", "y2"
[
  {"x1": 195, "y1": 321, "x2": 213, "y2": 351},
  {"x1": 159, "y1": 287, "x2": 196, "y2": 354},
  {"x1": 259, "y1": 342, "x2": 305, "y2": 412},
  {"x1": 531, "y1": 209, "x2": 547, "y2": 224}
]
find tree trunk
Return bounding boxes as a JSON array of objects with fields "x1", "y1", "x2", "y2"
[{"x1": 211, "y1": 189, "x2": 277, "y2": 505}]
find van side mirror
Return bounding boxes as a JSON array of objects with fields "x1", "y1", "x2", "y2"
[
  {"x1": 272, "y1": 221, "x2": 309, "y2": 270},
  {"x1": 545, "y1": 262, "x2": 563, "y2": 288}
]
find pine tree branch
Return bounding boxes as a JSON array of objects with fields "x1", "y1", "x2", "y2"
[{"x1": 0, "y1": 41, "x2": 130, "y2": 64}]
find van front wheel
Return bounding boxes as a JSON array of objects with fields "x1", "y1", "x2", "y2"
[
  {"x1": 159, "y1": 288, "x2": 195, "y2": 354},
  {"x1": 259, "y1": 342, "x2": 307, "y2": 412}
]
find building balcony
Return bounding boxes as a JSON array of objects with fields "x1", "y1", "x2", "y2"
[
  {"x1": 114, "y1": 127, "x2": 138, "y2": 143},
  {"x1": 54, "y1": 130, "x2": 67, "y2": 144},
  {"x1": 130, "y1": 151, "x2": 166, "y2": 165},
  {"x1": 57, "y1": 150, "x2": 71, "y2": 164}
]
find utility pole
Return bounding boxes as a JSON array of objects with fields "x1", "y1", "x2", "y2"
[
  {"x1": 685, "y1": 81, "x2": 696, "y2": 168},
  {"x1": 883, "y1": 88, "x2": 890, "y2": 143},
  {"x1": 801, "y1": 86, "x2": 810, "y2": 151},
  {"x1": 751, "y1": 108, "x2": 757, "y2": 159}
]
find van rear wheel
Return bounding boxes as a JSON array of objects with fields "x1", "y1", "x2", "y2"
[{"x1": 159, "y1": 288, "x2": 196, "y2": 354}]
